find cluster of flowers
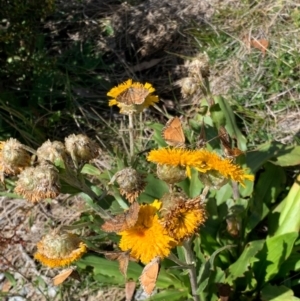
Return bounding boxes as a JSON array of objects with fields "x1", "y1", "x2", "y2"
[{"x1": 0, "y1": 75, "x2": 254, "y2": 295}]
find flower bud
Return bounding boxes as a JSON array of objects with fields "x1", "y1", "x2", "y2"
[
  {"x1": 34, "y1": 231, "x2": 87, "y2": 268},
  {"x1": 0, "y1": 138, "x2": 31, "y2": 175},
  {"x1": 157, "y1": 164, "x2": 186, "y2": 184},
  {"x1": 14, "y1": 162, "x2": 60, "y2": 203}
]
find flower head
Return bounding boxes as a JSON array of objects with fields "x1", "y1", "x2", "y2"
[
  {"x1": 37, "y1": 140, "x2": 66, "y2": 163},
  {"x1": 156, "y1": 164, "x2": 187, "y2": 184},
  {"x1": 160, "y1": 194, "x2": 207, "y2": 241},
  {"x1": 107, "y1": 79, "x2": 159, "y2": 114},
  {"x1": 147, "y1": 148, "x2": 254, "y2": 186},
  {"x1": 0, "y1": 138, "x2": 31, "y2": 176},
  {"x1": 109, "y1": 167, "x2": 146, "y2": 203},
  {"x1": 118, "y1": 201, "x2": 175, "y2": 264},
  {"x1": 65, "y1": 134, "x2": 99, "y2": 166},
  {"x1": 34, "y1": 231, "x2": 87, "y2": 268},
  {"x1": 14, "y1": 162, "x2": 60, "y2": 203}
]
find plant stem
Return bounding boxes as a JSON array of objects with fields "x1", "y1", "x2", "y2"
[
  {"x1": 128, "y1": 113, "x2": 134, "y2": 161},
  {"x1": 183, "y1": 239, "x2": 201, "y2": 301}
]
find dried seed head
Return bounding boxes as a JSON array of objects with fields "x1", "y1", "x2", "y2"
[
  {"x1": 110, "y1": 167, "x2": 146, "y2": 203},
  {"x1": 34, "y1": 231, "x2": 87, "y2": 268},
  {"x1": 0, "y1": 138, "x2": 31, "y2": 175},
  {"x1": 65, "y1": 134, "x2": 99, "y2": 164},
  {"x1": 180, "y1": 77, "x2": 198, "y2": 98},
  {"x1": 156, "y1": 164, "x2": 187, "y2": 184},
  {"x1": 37, "y1": 140, "x2": 66, "y2": 163},
  {"x1": 188, "y1": 53, "x2": 210, "y2": 79},
  {"x1": 14, "y1": 162, "x2": 60, "y2": 203}
]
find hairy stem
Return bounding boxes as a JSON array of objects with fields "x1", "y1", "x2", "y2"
[
  {"x1": 128, "y1": 113, "x2": 134, "y2": 161},
  {"x1": 183, "y1": 239, "x2": 200, "y2": 301}
]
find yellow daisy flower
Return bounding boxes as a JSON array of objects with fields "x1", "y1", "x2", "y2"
[
  {"x1": 107, "y1": 79, "x2": 159, "y2": 114},
  {"x1": 147, "y1": 148, "x2": 254, "y2": 186},
  {"x1": 34, "y1": 231, "x2": 87, "y2": 268},
  {"x1": 118, "y1": 201, "x2": 175, "y2": 264},
  {"x1": 160, "y1": 195, "x2": 207, "y2": 241}
]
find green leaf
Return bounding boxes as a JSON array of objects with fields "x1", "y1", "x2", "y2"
[
  {"x1": 261, "y1": 284, "x2": 300, "y2": 301},
  {"x1": 253, "y1": 232, "x2": 298, "y2": 285},
  {"x1": 147, "y1": 122, "x2": 166, "y2": 147},
  {"x1": 189, "y1": 168, "x2": 204, "y2": 197},
  {"x1": 139, "y1": 174, "x2": 169, "y2": 202},
  {"x1": 210, "y1": 103, "x2": 226, "y2": 128},
  {"x1": 77, "y1": 254, "x2": 184, "y2": 291},
  {"x1": 216, "y1": 183, "x2": 232, "y2": 206},
  {"x1": 146, "y1": 289, "x2": 188, "y2": 301},
  {"x1": 214, "y1": 95, "x2": 247, "y2": 150},
  {"x1": 4, "y1": 272, "x2": 16, "y2": 287},
  {"x1": 272, "y1": 174, "x2": 300, "y2": 236},
  {"x1": 226, "y1": 240, "x2": 264, "y2": 285},
  {"x1": 275, "y1": 252, "x2": 300, "y2": 280},
  {"x1": 77, "y1": 254, "x2": 142, "y2": 282},
  {"x1": 81, "y1": 164, "x2": 102, "y2": 177},
  {"x1": 245, "y1": 141, "x2": 293, "y2": 172},
  {"x1": 270, "y1": 145, "x2": 300, "y2": 167},
  {"x1": 198, "y1": 245, "x2": 235, "y2": 292},
  {"x1": 246, "y1": 162, "x2": 285, "y2": 234}
]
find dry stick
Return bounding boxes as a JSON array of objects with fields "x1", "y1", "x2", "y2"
[{"x1": 128, "y1": 113, "x2": 134, "y2": 161}]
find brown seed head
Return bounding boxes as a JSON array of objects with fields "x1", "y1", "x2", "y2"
[
  {"x1": 37, "y1": 140, "x2": 66, "y2": 163},
  {"x1": 111, "y1": 167, "x2": 146, "y2": 203},
  {"x1": 65, "y1": 134, "x2": 99, "y2": 163},
  {"x1": 0, "y1": 138, "x2": 31, "y2": 175},
  {"x1": 14, "y1": 162, "x2": 60, "y2": 203},
  {"x1": 188, "y1": 53, "x2": 210, "y2": 79}
]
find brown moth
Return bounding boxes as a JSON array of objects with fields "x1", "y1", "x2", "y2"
[
  {"x1": 162, "y1": 117, "x2": 185, "y2": 148},
  {"x1": 101, "y1": 201, "x2": 140, "y2": 232},
  {"x1": 139, "y1": 256, "x2": 160, "y2": 295},
  {"x1": 116, "y1": 87, "x2": 150, "y2": 105}
]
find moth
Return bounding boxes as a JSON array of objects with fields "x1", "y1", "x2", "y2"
[{"x1": 162, "y1": 117, "x2": 185, "y2": 148}]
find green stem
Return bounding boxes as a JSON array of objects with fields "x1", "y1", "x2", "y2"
[
  {"x1": 59, "y1": 168, "x2": 111, "y2": 220},
  {"x1": 183, "y1": 239, "x2": 201, "y2": 301},
  {"x1": 128, "y1": 113, "x2": 134, "y2": 161}
]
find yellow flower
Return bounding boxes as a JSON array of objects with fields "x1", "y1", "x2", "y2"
[
  {"x1": 147, "y1": 148, "x2": 254, "y2": 186},
  {"x1": 107, "y1": 79, "x2": 159, "y2": 114},
  {"x1": 118, "y1": 202, "x2": 174, "y2": 264},
  {"x1": 34, "y1": 231, "x2": 87, "y2": 268},
  {"x1": 160, "y1": 195, "x2": 207, "y2": 241}
]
